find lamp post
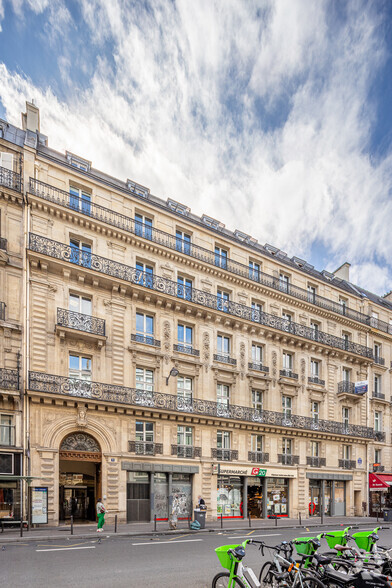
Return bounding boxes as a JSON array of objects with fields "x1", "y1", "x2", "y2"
[{"x1": 166, "y1": 367, "x2": 179, "y2": 386}]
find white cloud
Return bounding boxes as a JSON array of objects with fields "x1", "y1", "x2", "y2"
[{"x1": 1, "y1": 0, "x2": 392, "y2": 294}]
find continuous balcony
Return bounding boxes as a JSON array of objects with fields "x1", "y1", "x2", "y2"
[
  {"x1": 128, "y1": 441, "x2": 163, "y2": 456},
  {"x1": 248, "y1": 362, "x2": 269, "y2": 373},
  {"x1": 213, "y1": 354, "x2": 237, "y2": 366},
  {"x1": 277, "y1": 454, "x2": 299, "y2": 466},
  {"x1": 131, "y1": 333, "x2": 161, "y2": 347},
  {"x1": 173, "y1": 344, "x2": 200, "y2": 357},
  {"x1": 338, "y1": 459, "x2": 356, "y2": 469},
  {"x1": 0, "y1": 302, "x2": 5, "y2": 321},
  {"x1": 212, "y1": 448, "x2": 238, "y2": 461},
  {"x1": 306, "y1": 456, "x2": 326, "y2": 467},
  {"x1": 0, "y1": 368, "x2": 19, "y2": 390},
  {"x1": 280, "y1": 369, "x2": 298, "y2": 380},
  {"x1": 0, "y1": 166, "x2": 22, "y2": 192},
  {"x1": 57, "y1": 308, "x2": 106, "y2": 336},
  {"x1": 248, "y1": 451, "x2": 269, "y2": 463},
  {"x1": 29, "y1": 178, "x2": 380, "y2": 332},
  {"x1": 171, "y1": 445, "x2": 202, "y2": 458},
  {"x1": 308, "y1": 376, "x2": 325, "y2": 386},
  {"x1": 28, "y1": 233, "x2": 375, "y2": 360},
  {"x1": 28, "y1": 371, "x2": 375, "y2": 439}
]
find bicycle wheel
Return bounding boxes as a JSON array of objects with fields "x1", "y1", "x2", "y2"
[
  {"x1": 258, "y1": 562, "x2": 281, "y2": 587},
  {"x1": 302, "y1": 577, "x2": 329, "y2": 588},
  {"x1": 212, "y1": 572, "x2": 246, "y2": 588}
]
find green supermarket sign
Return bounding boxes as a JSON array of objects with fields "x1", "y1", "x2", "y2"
[{"x1": 251, "y1": 468, "x2": 267, "y2": 477}]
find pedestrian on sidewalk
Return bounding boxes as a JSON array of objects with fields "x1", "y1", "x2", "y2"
[
  {"x1": 96, "y1": 498, "x2": 106, "y2": 532},
  {"x1": 197, "y1": 495, "x2": 206, "y2": 510}
]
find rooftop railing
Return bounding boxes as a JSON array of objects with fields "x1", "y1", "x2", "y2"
[
  {"x1": 0, "y1": 166, "x2": 22, "y2": 192},
  {"x1": 29, "y1": 178, "x2": 380, "y2": 331},
  {"x1": 28, "y1": 371, "x2": 375, "y2": 439},
  {"x1": 28, "y1": 233, "x2": 374, "y2": 360}
]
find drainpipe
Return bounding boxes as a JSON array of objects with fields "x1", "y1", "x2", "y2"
[{"x1": 366, "y1": 331, "x2": 370, "y2": 516}]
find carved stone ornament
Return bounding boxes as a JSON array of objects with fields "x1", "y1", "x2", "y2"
[
  {"x1": 163, "y1": 320, "x2": 171, "y2": 362},
  {"x1": 60, "y1": 432, "x2": 100, "y2": 452},
  {"x1": 203, "y1": 331, "x2": 210, "y2": 373},
  {"x1": 240, "y1": 342, "x2": 246, "y2": 380},
  {"x1": 272, "y1": 350, "x2": 277, "y2": 387},
  {"x1": 301, "y1": 358, "x2": 306, "y2": 383},
  {"x1": 77, "y1": 407, "x2": 88, "y2": 427}
]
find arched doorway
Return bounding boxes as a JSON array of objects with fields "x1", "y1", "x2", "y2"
[{"x1": 59, "y1": 432, "x2": 102, "y2": 522}]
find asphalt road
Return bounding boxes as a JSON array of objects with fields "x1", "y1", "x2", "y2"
[{"x1": 2, "y1": 525, "x2": 392, "y2": 588}]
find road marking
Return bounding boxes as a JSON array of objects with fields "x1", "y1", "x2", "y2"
[
  {"x1": 228, "y1": 533, "x2": 281, "y2": 539},
  {"x1": 132, "y1": 539, "x2": 203, "y2": 546},
  {"x1": 246, "y1": 530, "x2": 255, "y2": 536},
  {"x1": 36, "y1": 546, "x2": 96, "y2": 552},
  {"x1": 38, "y1": 542, "x2": 92, "y2": 548},
  {"x1": 169, "y1": 534, "x2": 190, "y2": 541}
]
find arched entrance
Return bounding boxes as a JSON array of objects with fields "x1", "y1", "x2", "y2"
[{"x1": 59, "y1": 432, "x2": 102, "y2": 522}]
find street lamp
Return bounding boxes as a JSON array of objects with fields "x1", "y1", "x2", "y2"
[{"x1": 166, "y1": 367, "x2": 179, "y2": 386}]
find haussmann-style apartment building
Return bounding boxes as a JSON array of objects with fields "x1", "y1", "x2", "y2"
[{"x1": 1, "y1": 101, "x2": 392, "y2": 526}]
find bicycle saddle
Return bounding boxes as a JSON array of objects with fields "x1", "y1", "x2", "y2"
[
  {"x1": 314, "y1": 554, "x2": 334, "y2": 565},
  {"x1": 333, "y1": 544, "x2": 352, "y2": 551}
]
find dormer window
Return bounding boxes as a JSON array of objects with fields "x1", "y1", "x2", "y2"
[
  {"x1": 167, "y1": 199, "x2": 190, "y2": 215},
  {"x1": 201, "y1": 214, "x2": 224, "y2": 231},
  {"x1": 66, "y1": 151, "x2": 91, "y2": 172},
  {"x1": 127, "y1": 179, "x2": 150, "y2": 199}
]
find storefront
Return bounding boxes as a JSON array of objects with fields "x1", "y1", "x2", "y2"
[
  {"x1": 0, "y1": 452, "x2": 22, "y2": 521},
  {"x1": 307, "y1": 473, "x2": 350, "y2": 516},
  {"x1": 122, "y1": 462, "x2": 199, "y2": 522},
  {"x1": 369, "y1": 472, "x2": 392, "y2": 517}
]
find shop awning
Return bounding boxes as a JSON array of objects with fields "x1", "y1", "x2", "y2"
[{"x1": 369, "y1": 473, "x2": 392, "y2": 490}]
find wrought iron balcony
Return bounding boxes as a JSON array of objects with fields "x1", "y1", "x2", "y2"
[
  {"x1": 212, "y1": 448, "x2": 238, "y2": 461},
  {"x1": 248, "y1": 451, "x2": 269, "y2": 463},
  {"x1": 0, "y1": 368, "x2": 19, "y2": 390},
  {"x1": 29, "y1": 179, "x2": 378, "y2": 332},
  {"x1": 279, "y1": 369, "x2": 298, "y2": 380},
  {"x1": 308, "y1": 376, "x2": 325, "y2": 386},
  {"x1": 0, "y1": 424, "x2": 15, "y2": 447},
  {"x1": 277, "y1": 454, "x2": 299, "y2": 466},
  {"x1": 57, "y1": 308, "x2": 105, "y2": 336},
  {"x1": 171, "y1": 445, "x2": 202, "y2": 458},
  {"x1": 306, "y1": 456, "x2": 326, "y2": 467},
  {"x1": 0, "y1": 302, "x2": 5, "y2": 321},
  {"x1": 339, "y1": 459, "x2": 356, "y2": 469},
  {"x1": 29, "y1": 234, "x2": 375, "y2": 360},
  {"x1": 173, "y1": 343, "x2": 200, "y2": 356},
  {"x1": 372, "y1": 392, "x2": 386, "y2": 400},
  {"x1": 337, "y1": 381, "x2": 357, "y2": 395},
  {"x1": 248, "y1": 362, "x2": 269, "y2": 373},
  {"x1": 128, "y1": 441, "x2": 163, "y2": 456},
  {"x1": 374, "y1": 431, "x2": 386, "y2": 442},
  {"x1": 0, "y1": 237, "x2": 7, "y2": 251},
  {"x1": 131, "y1": 333, "x2": 161, "y2": 347},
  {"x1": 28, "y1": 371, "x2": 375, "y2": 439},
  {"x1": 373, "y1": 356, "x2": 385, "y2": 366},
  {"x1": 373, "y1": 465, "x2": 385, "y2": 473},
  {"x1": 214, "y1": 354, "x2": 237, "y2": 366},
  {"x1": 0, "y1": 166, "x2": 22, "y2": 192}
]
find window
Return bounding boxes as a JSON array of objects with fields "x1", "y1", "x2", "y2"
[
  {"x1": 69, "y1": 294, "x2": 92, "y2": 315},
  {"x1": 307, "y1": 285, "x2": 316, "y2": 303},
  {"x1": 310, "y1": 360, "x2": 319, "y2": 377},
  {"x1": 136, "y1": 367, "x2": 154, "y2": 391},
  {"x1": 252, "y1": 389, "x2": 263, "y2": 411},
  {"x1": 136, "y1": 421, "x2": 154, "y2": 442},
  {"x1": 279, "y1": 274, "x2": 290, "y2": 293},
  {"x1": 217, "y1": 384, "x2": 230, "y2": 409},
  {"x1": 283, "y1": 438, "x2": 292, "y2": 455},
  {"x1": 135, "y1": 213, "x2": 152, "y2": 240},
  {"x1": 69, "y1": 354, "x2": 91, "y2": 380},
  {"x1": 177, "y1": 324, "x2": 193, "y2": 352},
  {"x1": 70, "y1": 238, "x2": 91, "y2": 268},
  {"x1": 251, "y1": 434, "x2": 263, "y2": 452},
  {"x1": 374, "y1": 343, "x2": 381, "y2": 360},
  {"x1": 375, "y1": 448, "x2": 381, "y2": 464},
  {"x1": 252, "y1": 344, "x2": 263, "y2": 364},
  {"x1": 371, "y1": 312, "x2": 379, "y2": 328},
  {"x1": 342, "y1": 367, "x2": 350, "y2": 382},
  {"x1": 217, "y1": 335, "x2": 230, "y2": 357},
  {"x1": 343, "y1": 445, "x2": 350, "y2": 460},
  {"x1": 374, "y1": 374, "x2": 382, "y2": 395},
  {"x1": 249, "y1": 261, "x2": 260, "y2": 281},
  {"x1": 217, "y1": 431, "x2": 230, "y2": 449},
  {"x1": 69, "y1": 186, "x2": 91, "y2": 215},
  {"x1": 177, "y1": 376, "x2": 193, "y2": 402},
  {"x1": 282, "y1": 395, "x2": 292, "y2": 419},
  {"x1": 136, "y1": 261, "x2": 154, "y2": 289},
  {"x1": 283, "y1": 352, "x2": 293, "y2": 372},
  {"x1": 176, "y1": 230, "x2": 191, "y2": 255},
  {"x1": 282, "y1": 311, "x2": 292, "y2": 323},
  {"x1": 342, "y1": 332, "x2": 350, "y2": 350},
  {"x1": 177, "y1": 425, "x2": 193, "y2": 446},
  {"x1": 217, "y1": 289, "x2": 229, "y2": 313},
  {"x1": 215, "y1": 246, "x2": 227, "y2": 270},
  {"x1": 339, "y1": 297, "x2": 347, "y2": 315},
  {"x1": 311, "y1": 441, "x2": 319, "y2": 457},
  {"x1": 0, "y1": 152, "x2": 13, "y2": 171},
  {"x1": 0, "y1": 415, "x2": 14, "y2": 446},
  {"x1": 136, "y1": 312, "x2": 154, "y2": 343},
  {"x1": 310, "y1": 321, "x2": 319, "y2": 341},
  {"x1": 251, "y1": 301, "x2": 263, "y2": 322},
  {"x1": 177, "y1": 276, "x2": 192, "y2": 301},
  {"x1": 374, "y1": 411, "x2": 382, "y2": 432},
  {"x1": 311, "y1": 402, "x2": 319, "y2": 423},
  {"x1": 342, "y1": 407, "x2": 350, "y2": 432}
]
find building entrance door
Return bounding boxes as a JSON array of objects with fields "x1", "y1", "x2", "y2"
[
  {"x1": 309, "y1": 481, "x2": 321, "y2": 516},
  {"x1": 247, "y1": 480, "x2": 263, "y2": 518},
  {"x1": 127, "y1": 472, "x2": 150, "y2": 522}
]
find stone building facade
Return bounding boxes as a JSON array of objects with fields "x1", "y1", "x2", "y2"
[{"x1": 0, "y1": 101, "x2": 392, "y2": 524}]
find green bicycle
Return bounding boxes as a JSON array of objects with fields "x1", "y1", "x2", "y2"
[{"x1": 212, "y1": 540, "x2": 261, "y2": 587}]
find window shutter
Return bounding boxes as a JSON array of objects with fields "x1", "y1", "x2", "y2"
[{"x1": 0, "y1": 152, "x2": 14, "y2": 171}]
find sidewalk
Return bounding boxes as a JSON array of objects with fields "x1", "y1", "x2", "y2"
[{"x1": 0, "y1": 516, "x2": 386, "y2": 544}]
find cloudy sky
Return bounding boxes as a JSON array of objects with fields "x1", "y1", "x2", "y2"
[{"x1": 1, "y1": 0, "x2": 392, "y2": 295}]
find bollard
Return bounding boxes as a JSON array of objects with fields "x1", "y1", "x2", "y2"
[
  {"x1": 248, "y1": 513, "x2": 251, "y2": 528},
  {"x1": 377, "y1": 509, "x2": 379, "y2": 523},
  {"x1": 299, "y1": 512, "x2": 302, "y2": 526},
  {"x1": 221, "y1": 512, "x2": 223, "y2": 529},
  {"x1": 20, "y1": 518, "x2": 23, "y2": 538},
  {"x1": 154, "y1": 514, "x2": 157, "y2": 532},
  {"x1": 114, "y1": 514, "x2": 118, "y2": 533},
  {"x1": 70, "y1": 515, "x2": 74, "y2": 535},
  {"x1": 275, "y1": 515, "x2": 278, "y2": 527},
  {"x1": 321, "y1": 508, "x2": 324, "y2": 525}
]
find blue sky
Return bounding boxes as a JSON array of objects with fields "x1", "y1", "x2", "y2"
[{"x1": 1, "y1": 0, "x2": 392, "y2": 294}]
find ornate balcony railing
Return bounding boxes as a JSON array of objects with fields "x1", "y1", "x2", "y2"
[
  {"x1": 308, "y1": 376, "x2": 325, "y2": 386},
  {"x1": 248, "y1": 362, "x2": 269, "y2": 373},
  {"x1": 29, "y1": 234, "x2": 375, "y2": 360},
  {"x1": 171, "y1": 445, "x2": 202, "y2": 458},
  {"x1": 213, "y1": 354, "x2": 237, "y2": 366},
  {"x1": 0, "y1": 424, "x2": 15, "y2": 447},
  {"x1": 339, "y1": 459, "x2": 356, "y2": 469},
  {"x1": 280, "y1": 369, "x2": 298, "y2": 380},
  {"x1": 337, "y1": 381, "x2": 357, "y2": 395},
  {"x1": 248, "y1": 451, "x2": 269, "y2": 463},
  {"x1": 131, "y1": 333, "x2": 161, "y2": 347},
  {"x1": 128, "y1": 441, "x2": 163, "y2": 455},
  {"x1": 0, "y1": 302, "x2": 5, "y2": 321},
  {"x1": 212, "y1": 448, "x2": 238, "y2": 461},
  {"x1": 374, "y1": 431, "x2": 386, "y2": 442},
  {"x1": 306, "y1": 456, "x2": 326, "y2": 467},
  {"x1": 173, "y1": 344, "x2": 200, "y2": 356},
  {"x1": 372, "y1": 392, "x2": 386, "y2": 400},
  {"x1": 0, "y1": 237, "x2": 7, "y2": 251},
  {"x1": 28, "y1": 371, "x2": 375, "y2": 439},
  {"x1": 57, "y1": 308, "x2": 106, "y2": 336},
  {"x1": 0, "y1": 166, "x2": 22, "y2": 192},
  {"x1": 373, "y1": 465, "x2": 385, "y2": 473},
  {"x1": 277, "y1": 454, "x2": 300, "y2": 466},
  {"x1": 373, "y1": 356, "x2": 385, "y2": 366},
  {"x1": 29, "y1": 178, "x2": 378, "y2": 331},
  {"x1": 0, "y1": 368, "x2": 19, "y2": 390}
]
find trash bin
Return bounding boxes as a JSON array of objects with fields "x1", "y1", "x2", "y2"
[
  {"x1": 194, "y1": 509, "x2": 206, "y2": 529},
  {"x1": 383, "y1": 509, "x2": 392, "y2": 522}
]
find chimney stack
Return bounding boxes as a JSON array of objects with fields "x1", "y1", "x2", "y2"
[
  {"x1": 21, "y1": 100, "x2": 40, "y2": 133},
  {"x1": 333, "y1": 262, "x2": 351, "y2": 282}
]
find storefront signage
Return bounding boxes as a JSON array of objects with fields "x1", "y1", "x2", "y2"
[
  {"x1": 251, "y1": 468, "x2": 267, "y2": 477},
  {"x1": 369, "y1": 473, "x2": 392, "y2": 491},
  {"x1": 214, "y1": 466, "x2": 297, "y2": 478},
  {"x1": 355, "y1": 380, "x2": 368, "y2": 394},
  {"x1": 31, "y1": 487, "x2": 48, "y2": 524}
]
